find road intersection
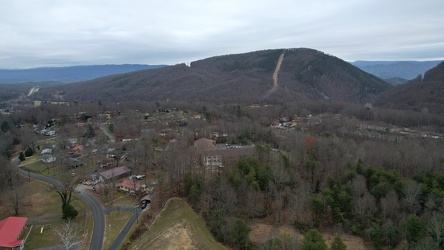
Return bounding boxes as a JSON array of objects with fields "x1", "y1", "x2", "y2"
[{"x1": 12, "y1": 158, "x2": 143, "y2": 250}]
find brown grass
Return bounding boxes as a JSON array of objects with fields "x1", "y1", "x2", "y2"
[
  {"x1": 103, "y1": 210, "x2": 133, "y2": 250},
  {"x1": 0, "y1": 179, "x2": 92, "y2": 249},
  {"x1": 249, "y1": 222, "x2": 372, "y2": 250},
  {"x1": 127, "y1": 198, "x2": 225, "y2": 250}
]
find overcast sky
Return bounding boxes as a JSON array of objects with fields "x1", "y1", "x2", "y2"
[{"x1": 1, "y1": 0, "x2": 443, "y2": 69}]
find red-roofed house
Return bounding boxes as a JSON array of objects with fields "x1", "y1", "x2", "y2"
[
  {"x1": 71, "y1": 145, "x2": 84, "y2": 153},
  {"x1": 117, "y1": 179, "x2": 145, "y2": 195},
  {"x1": 0, "y1": 216, "x2": 28, "y2": 250}
]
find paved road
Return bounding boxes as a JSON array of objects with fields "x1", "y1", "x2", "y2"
[
  {"x1": 74, "y1": 188, "x2": 105, "y2": 250},
  {"x1": 13, "y1": 158, "x2": 104, "y2": 250},
  {"x1": 108, "y1": 206, "x2": 143, "y2": 250},
  {"x1": 14, "y1": 157, "x2": 144, "y2": 250},
  {"x1": 99, "y1": 123, "x2": 116, "y2": 143}
]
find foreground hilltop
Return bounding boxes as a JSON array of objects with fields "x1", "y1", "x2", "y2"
[{"x1": 34, "y1": 48, "x2": 391, "y2": 104}]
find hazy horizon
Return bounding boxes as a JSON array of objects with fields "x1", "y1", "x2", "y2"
[{"x1": 1, "y1": 0, "x2": 443, "y2": 69}]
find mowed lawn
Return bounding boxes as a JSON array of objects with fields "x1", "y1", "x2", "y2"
[
  {"x1": 0, "y1": 180, "x2": 92, "y2": 249},
  {"x1": 128, "y1": 198, "x2": 226, "y2": 250}
]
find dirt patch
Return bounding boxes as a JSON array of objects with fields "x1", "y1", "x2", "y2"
[
  {"x1": 324, "y1": 232, "x2": 371, "y2": 250},
  {"x1": 250, "y1": 223, "x2": 370, "y2": 250},
  {"x1": 144, "y1": 221, "x2": 197, "y2": 250},
  {"x1": 28, "y1": 213, "x2": 59, "y2": 224},
  {"x1": 249, "y1": 223, "x2": 300, "y2": 244}
]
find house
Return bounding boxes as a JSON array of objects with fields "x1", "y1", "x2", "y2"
[
  {"x1": 194, "y1": 138, "x2": 223, "y2": 177},
  {"x1": 117, "y1": 179, "x2": 145, "y2": 194},
  {"x1": 0, "y1": 216, "x2": 28, "y2": 250},
  {"x1": 71, "y1": 145, "x2": 84, "y2": 153},
  {"x1": 194, "y1": 138, "x2": 217, "y2": 151},
  {"x1": 40, "y1": 148, "x2": 52, "y2": 155},
  {"x1": 64, "y1": 158, "x2": 84, "y2": 169},
  {"x1": 41, "y1": 154, "x2": 56, "y2": 163},
  {"x1": 40, "y1": 129, "x2": 56, "y2": 136},
  {"x1": 67, "y1": 138, "x2": 78, "y2": 148},
  {"x1": 98, "y1": 166, "x2": 132, "y2": 182},
  {"x1": 194, "y1": 138, "x2": 256, "y2": 178}
]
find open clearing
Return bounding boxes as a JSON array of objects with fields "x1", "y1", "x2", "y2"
[
  {"x1": 128, "y1": 198, "x2": 226, "y2": 250},
  {"x1": 0, "y1": 180, "x2": 92, "y2": 249},
  {"x1": 250, "y1": 223, "x2": 372, "y2": 249}
]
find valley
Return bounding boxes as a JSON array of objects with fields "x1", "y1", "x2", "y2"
[{"x1": 0, "y1": 48, "x2": 443, "y2": 250}]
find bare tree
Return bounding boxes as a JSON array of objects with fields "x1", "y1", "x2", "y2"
[
  {"x1": 270, "y1": 160, "x2": 290, "y2": 191},
  {"x1": 9, "y1": 187, "x2": 24, "y2": 215},
  {"x1": 380, "y1": 190, "x2": 400, "y2": 219},
  {"x1": 57, "y1": 220, "x2": 82, "y2": 250},
  {"x1": 426, "y1": 212, "x2": 444, "y2": 248},
  {"x1": 52, "y1": 175, "x2": 79, "y2": 210},
  {"x1": 288, "y1": 180, "x2": 312, "y2": 224},
  {"x1": 402, "y1": 180, "x2": 421, "y2": 214},
  {"x1": 353, "y1": 190, "x2": 377, "y2": 221}
]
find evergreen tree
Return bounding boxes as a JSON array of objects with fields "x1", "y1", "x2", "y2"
[
  {"x1": 233, "y1": 219, "x2": 250, "y2": 249},
  {"x1": 62, "y1": 203, "x2": 79, "y2": 220},
  {"x1": 1, "y1": 120, "x2": 10, "y2": 132},
  {"x1": 19, "y1": 152, "x2": 25, "y2": 161},
  {"x1": 25, "y1": 147, "x2": 34, "y2": 157},
  {"x1": 302, "y1": 229, "x2": 328, "y2": 250},
  {"x1": 330, "y1": 235, "x2": 347, "y2": 250},
  {"x1": 406, "y1": 214, "x2": 425, "y2": 244}
]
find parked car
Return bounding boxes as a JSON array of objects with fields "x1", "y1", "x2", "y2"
[{"x1": 135, "y1": 175, "x2": 145, "y2": 180}]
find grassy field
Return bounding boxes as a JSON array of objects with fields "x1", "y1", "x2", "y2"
[
  {"x1": 20, "y1": 160, "x2": 56, "y2": 176},
  {"x1": 103, "y1": 210, "x2": 133, "y2": 250},
  {"x1": 103, "y1": 191, "x2": 140, "y2": 207},
  {"x1": 0, "y1": 180, "x2": 92, "y2": 249},
  {"x1": 128, "y1": 198, "x2": 226, "y2": 250}
]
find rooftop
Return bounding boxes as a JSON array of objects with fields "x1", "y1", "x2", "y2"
[
  {"x1": 194, "y1": 138, "x2": 217, "y2": 151},
  {"x1": 0, "y1": 216, "x2": 27, "y2": 248},
  {"x1": 99, "y1": 166, "x2": 132, "y2": 180}
]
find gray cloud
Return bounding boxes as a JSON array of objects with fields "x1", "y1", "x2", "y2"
[{"x1": 1, "y1": 0, "x2": 443, "y2": 68}]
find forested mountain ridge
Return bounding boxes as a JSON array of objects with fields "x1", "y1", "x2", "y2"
[
  {"x1": 352, "y1": 60, "x2": 441, "y2": 81},
  {"x1": 375, "y1": 62, "x2": 444, "y2": 113},
  {"x1": 33, "y1": 48, "x2": 391, "y2": 104},
  {"x1": 0, "y1": 64, "x2": 165, "y2": 83}
]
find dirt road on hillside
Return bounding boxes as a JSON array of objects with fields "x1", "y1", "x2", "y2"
[{"x1": 263, "y1": 52, "x2": 285, "y2": 98}]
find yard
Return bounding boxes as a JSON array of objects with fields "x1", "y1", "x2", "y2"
[{"x1": 0, "y1": 180, "x2": 92, "y2": 249}]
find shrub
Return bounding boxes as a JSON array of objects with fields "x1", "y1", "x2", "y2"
[
  {"x1": 62, "y1": 204, "x2": 79, "y2": 220},
  {"x1": 19, "y1": 152, "x2": 25, "y2": 161}
]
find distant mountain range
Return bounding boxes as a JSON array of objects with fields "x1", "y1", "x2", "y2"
[
  {"x1": 3, "y1": 48, "x2": 444, "y2": 114},
  {"x1": 0, "y1": 64, "x2": 165, "y2": 83},
  {"x1": 352, "y1": 60, "x2": 441, "y2": 82},
  {"x1": 375, "y1": 62, "x2": 444, "y2": 113},
  {"x1": 33, "y1": 48, "x2": 391, "y2": 104}
]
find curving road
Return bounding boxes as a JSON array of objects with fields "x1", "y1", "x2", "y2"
[
  {"x1": 12, "y1": 158, "x2": 105, "y2": 250},
  {"x1": 13, "y1": 157, "x2": 144, "y2": 250}
]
